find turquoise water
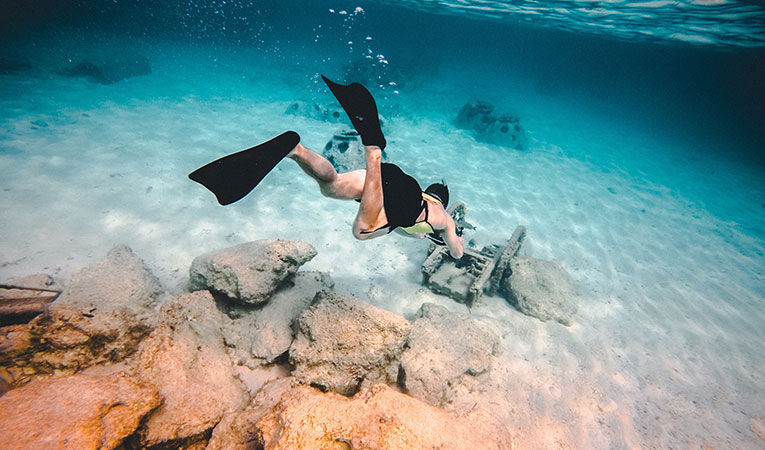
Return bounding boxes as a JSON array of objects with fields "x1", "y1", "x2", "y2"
[{"x1": 1, "y1": 0, "x2": 764, "y2": 447}]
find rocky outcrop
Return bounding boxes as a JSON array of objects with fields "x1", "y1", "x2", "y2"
[
  {"x1": 455, "y1": 100, "x2": 528, "y2": 151},
  {"x1": 400, "y1": 303, "x2": 499, "y2": 406},
  {"x1": 285, "y1": 99, "x2": 346, "y2": 123},
  {"x1": 0, "y1": 245, "x2": 165, "y2": 388},
  {"x1": 207, "y1": 378, "x2": 296, "y2": 449},
  {"x1": 289, "y1": 290, "x2": 411, "y2": 396},
  {"x1": 210, "y1": 380, "x2": 511, "y2": 449},
  {"x1": 321, "y1": 130, "x2": 389, "y2": 172},
  {"x1": 0, "y1": 370, "x2": 161, "y2": 449},
  {"x1": 60, "y1": 53, "x2": 151, "y2": 84},
  {"x1": 0, "y1": 51, "x2": 32, "y2": 74},
  {"x1": 189, "y1": 240, "x2": 317, "y2": 305},
  {"x1": 223, "y1": 271, "x2": 335, "y2": 367},
  {"x1": 501, "y1": 255, "x2": 578, "y2": 326},
  {"x1": 131, "y1": 290, "x2": 249, "y2": 448}
]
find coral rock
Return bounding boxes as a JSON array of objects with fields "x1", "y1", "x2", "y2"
[
  {"x1": 502, "y1": 255, "x2": 578, "y2": 326},
  {"x1": 222, "y1": 271, "x2": 335, "y2": 366},
  {"x1": 289, "y1": 290, "x2": 411, "y2": 396},
  {"x1": 0, "y1": 244, "x2": 165, "y2": 388},
  {"x1": 212, "y1": 380, "x2": 512, "y2": 449},
  {"x1": 284, "y1": 100, "x2": 346, "y2": 123},
  {"x1": 60, "y1": 53, "x2": 151, "y2": 84},
  {"x1": 189, "y1": 240, "x2": 317, "y2": 305},
  {"x1": 0, "y1": 371, "x2": 160, "y2": 449},
  {"x1": 322, "y1": 130, "x2": 388, "y2": 172},
  {"x1": 454, "y1": 99, "x2": 528, "y2": 151},
  {"x1": 400, "y1": 303, "x2": 499, "y2": 406},
  {"x1": 132, "y1": 290, "x2": 249, "y2": 448}
]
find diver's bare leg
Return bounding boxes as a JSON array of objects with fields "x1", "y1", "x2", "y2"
[
  {"x1": 352, "y1": 146, "x2": 387, "y2": 239},
  {"x1": 288, "y1": 143, "x2": 361, "y2": 199}
]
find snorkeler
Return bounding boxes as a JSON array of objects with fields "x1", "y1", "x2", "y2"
[{"x1": 189, "y1": 75, "x2": 464, "y2": 259}]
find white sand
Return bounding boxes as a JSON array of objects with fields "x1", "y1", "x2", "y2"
[{"x1": 1, "y1": 40, "x2": 764, "y2": 448}]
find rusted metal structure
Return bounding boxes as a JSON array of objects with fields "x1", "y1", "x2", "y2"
[{"x1": 0, "y1": 283, "x2": 61, "y2": 326}]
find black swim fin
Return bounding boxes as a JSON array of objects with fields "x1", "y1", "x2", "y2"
[
  {"x1": 321, "y1": 74, "x2": 386, "y2": 150},
  {"x1": 188, "y1": 131, "x2": 300, "y2": 205}
]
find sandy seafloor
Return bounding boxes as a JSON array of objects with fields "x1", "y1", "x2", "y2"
[{"x1": 1, "y1": 33, "x2": 765, "y2": 448}]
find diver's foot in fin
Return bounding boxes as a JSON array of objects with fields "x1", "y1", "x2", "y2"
[
  {"x1": 189, "y1": 131, "x2": 300, "y2": 205},
  {"x1": 321, "y1": 74, "x2": 386, "y2": 150}
]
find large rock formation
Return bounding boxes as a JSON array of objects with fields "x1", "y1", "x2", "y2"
[
  {"x1": 289, "y1": 290, "x2": 411, "y2": 396},
  {"x1": 0, "y1": 370, "x2": 161, "y2": 449},
  {"x1": 284, "y1": 99, "x2": 346, "y2": 123},
  {"x1": 222, "y1": 271, "x2": 335, "y2": 367},
  {"x1": 400, "y1": 303, "x2": 499, "y2": 406},
  {"x1": 321, "y1": 130, "x2": 389, "y2": 172},
  {"x1": 209, "y1": 380, "x2": 512, "y2": 449},
  {"x1": 0, "y1": 244, "x2": 165, "y2": 388},
  {"x1": 60, "y1": 53, "x2": 151, "y2": 84},
  {"x1": 189, "y1": 240, "x2": 317, "y2": 305},
  {"x1": 501, "y1": 255, "x2": 578, "y2": 326},
  {"x1": 0, "y1": 51, "x2": 32, "y2": 74},
  {"x1": 454, "y1": 100, "x2": 528, "y2": 151},
  {"x1": 131, "y1": 290, "x2": 249, "y2": 448}
]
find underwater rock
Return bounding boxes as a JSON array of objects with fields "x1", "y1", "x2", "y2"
[
  {"x1": 400, "y1": 303, "x2": 499, "y2": 407},
  {"x1": 132, "y1": 290, "x2": 249, "y2": 448},
  {"x1": 189, "y1": 239, "x2": 317, "y2": 305},
  {"x1": 60, "y1": 54, "x2": 151, "y2": 84},
  {"x1": 211, "y1": 381, "x2": 511, "y2": 449},
  {"x1": 454, "y1": 100, "x2": 528, "y2": 151},
  {"x1": 222, "y1": 271, "x2": 334, "y2": 366},
  {"x1": 284, "y1": 99, "x2": 346, "y2": 123},
  {"x1": 501, "y1": 255, "x2": 578, "y2": 326},
  {"x1": 207, "y1": 377, "x2": 296, "y2": 449},
  {"x1": 0, "y1": 273, "x2": 61, "y2": 326},
  {"x1": 322, "y1": 129, "x2": 388, "y2": 172},
  {"x1": 0, "y1": 52, "x2": 32, "y2": 74},
  {"x1": 0, "y1": 244, "x2": 165, "y2": 389},
  {"x1": 0, "y1": 370, "x2": 161, "y2": 449},
  {"x1": 289, "y1": 290, "x2": 410, "y2": 396}
]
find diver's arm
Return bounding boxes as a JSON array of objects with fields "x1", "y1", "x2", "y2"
[{"x1": 443, "y1": 218, "x2": 464, "y2": 259}]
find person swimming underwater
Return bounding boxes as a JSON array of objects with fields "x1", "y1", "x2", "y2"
[{"x1": 189, "y1": 75, "x2": 464, "y2": 259}]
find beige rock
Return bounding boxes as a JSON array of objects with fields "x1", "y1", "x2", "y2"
[
  {"x1": 400, "y1": 303, "x2": 499, "y2": 406},
  {"x1": 208, "y1": 378, "x2": 296, "y2": 450},
  {"x1": 222, "y1": 271, "x2": 333, "y2": 367},
  {"x1": 0, "y1": 371, "x2": 160, "y2": 449},
  {"x1": 0, "y1": 245, "x2": 165, "y2": 388},
  {"x1": 289, "y1": 290, "x2": 411, "y2": 396},
  {"x1": 502, "y1": 255, "x2": 578, "y2": 326},
  {"x1": 212, "y1": 380, "x2": 511, "y2": 449},
  {"x1": 132, "y1": 290, "x2": 249, "y2": 447},
  {"x1": 189, "y1": 239, "x2": 317, "y2": 305}
]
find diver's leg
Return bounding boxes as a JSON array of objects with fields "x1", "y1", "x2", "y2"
[
  {"x1": 352, "y1": 146, "x2": 388, "y2": 240},
  {"x1": 288, "y1": 143, "x2": 362, "y2": 199}
]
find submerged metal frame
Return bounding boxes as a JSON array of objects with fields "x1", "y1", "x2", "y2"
[{"x1": 421, "y1": 202, "x2": 526, "y2": 307}]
